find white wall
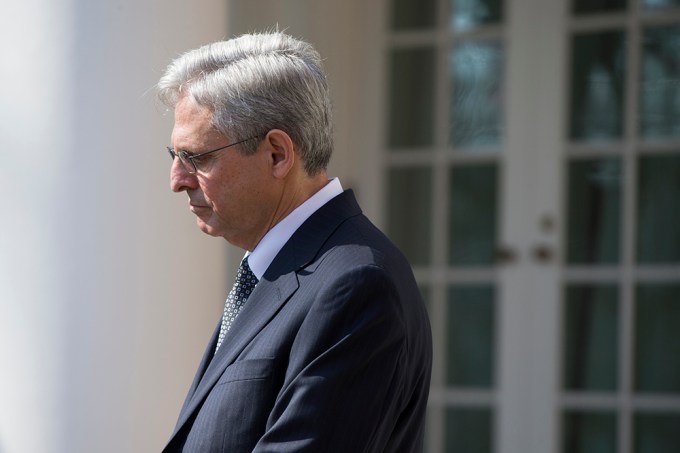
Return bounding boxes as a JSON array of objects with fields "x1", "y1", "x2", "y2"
[{"x1": 0, "y1": 1, "x2": 230, "y2": 452}]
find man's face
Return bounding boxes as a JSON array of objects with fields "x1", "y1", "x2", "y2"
[{"x1": 169, "y1": 95, "x2": 278, "y2": 250}]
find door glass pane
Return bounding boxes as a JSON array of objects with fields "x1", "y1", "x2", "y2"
[
  {"x1": 634, "y1": 284, "x2": 680, "y2": 393},
  {"x1": 389, "y1": 47, "x2": 436, "y2": 148},
  {"x1": 634, "y1": 413, "x2": 680, "y2": 453},
  {"x1": 451, "y1": 0, "x2": 502, "y2": 31},
  {"x1": 636, "y1": 155, "x2": 680, "y2": 263},
  {"x1": 446, "y1": 408, "x2": 493, "y2": 453},
  {"x1": 570, "y1": 31, "x2": 626, "y2": 142},
  {"x1": 447, "y1": 285, "x2": 495, "y2": 387},
  {"x1": 449, "y1": 164, "x2": 498, "y2": 265},
  {"x1": 640, "y1": 25, "x2": 680, "y2": 140},
  {"x1": 563, "y1": 285, "x2": 618, "y2": 391},
  {"x1": 562, "y1": 411, "x2": 617, "y2": 453},
  {"x1": 573, "y1": 0, "x2": 627, "y2": 15},
  {"x1": 642, "y1": 0, "x2": 680, "y2": 10},
  {"x1": 450, "y1": 41, "x2": 504, "y2": 150},
  {"x1": 387, "y1": 166, "x2": 433, "y2": 266},
  {"x1": 392, "y1": 0, "x2": 437, "y2": 30},
  {"x1": 566, "y1": 158, "x2": 622, "y2": 264}
]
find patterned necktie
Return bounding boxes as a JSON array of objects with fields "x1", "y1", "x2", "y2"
[{"x1": 215, "y1": 257, "x2": 258, "y2": 353}]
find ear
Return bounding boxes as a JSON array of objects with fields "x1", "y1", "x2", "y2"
[{"x1": 263, "y1": 129, "x2": 296, "y2": 179}]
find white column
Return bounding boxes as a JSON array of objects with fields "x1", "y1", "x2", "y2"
[
  {"x1": 0, "y1": 1, "x2": 74, "y2": 451},
  {"x1": 0, "y1": 1, "x2": 230, "y2": 452}
]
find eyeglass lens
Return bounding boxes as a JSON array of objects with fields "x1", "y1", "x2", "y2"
[{"x1": 167, "y1": 148, "x2": 197, "y2": 173}]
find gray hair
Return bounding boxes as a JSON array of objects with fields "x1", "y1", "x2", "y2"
[{"x1": 157, "y1": 32, "x2": 333, "y2": 175}]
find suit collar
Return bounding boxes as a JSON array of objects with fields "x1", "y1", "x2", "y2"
[
  {"x1": 166, "y1": 190, "x2": 362, "y2": 447},
  {"x1": 263, "y1": 189, "x2": 362, "y2": 279}
]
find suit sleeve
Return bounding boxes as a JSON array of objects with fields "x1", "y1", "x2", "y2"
[{"x1": 252, "y1": 264, "x2": 413, "y2": 453}]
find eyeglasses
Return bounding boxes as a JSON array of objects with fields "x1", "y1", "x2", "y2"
[{"x1": 167, "y1": 136, "x2": 261, "y2": 174}]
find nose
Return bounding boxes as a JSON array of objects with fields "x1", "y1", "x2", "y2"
[{"x1": 170, "y1": 157, "x2": 199, "y2": 192}]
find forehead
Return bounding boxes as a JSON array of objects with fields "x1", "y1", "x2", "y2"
[{"x1": 171, "y1": 95, "x2": 224, "y2": 149}]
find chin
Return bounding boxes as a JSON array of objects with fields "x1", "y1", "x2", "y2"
[{"x1": 196, "y1": 219, "x2": 222, "y2": 237}]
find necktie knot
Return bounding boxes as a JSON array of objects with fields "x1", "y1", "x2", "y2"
[{"x1": 215, "y1": 257, "x2": 258, "y2": 353}]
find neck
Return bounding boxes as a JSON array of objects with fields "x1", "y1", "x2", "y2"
[
  {"x1": 238, "y1": 170, "x2": 330, "y2": 251},
  {"x1": 272, "y1": 170, "x2": 330, "y2": 225}
]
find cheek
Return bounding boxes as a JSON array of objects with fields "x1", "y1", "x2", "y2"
[
  {"x1": 199, "y1": 176, "x2": 225, "y2": 203},
  {"x1": 201, "y1": 178, "x2": 236, "y2": 214},
  {"x1": 200, "y1": 162, "x2": 264, "y2": 214}
]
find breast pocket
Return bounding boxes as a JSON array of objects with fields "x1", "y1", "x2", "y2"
[
  {"x1": 188, "y1": 358, "x2": 281, "y2": 452},
  {"x1": 218, "y1": 358, "x2": 275, "y2": 384}
]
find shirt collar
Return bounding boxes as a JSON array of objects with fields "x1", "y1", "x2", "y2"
[{"x1": 245, "y1": 177, "x2": 343, "y2": 280}]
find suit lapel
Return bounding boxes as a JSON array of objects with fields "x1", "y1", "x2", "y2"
[
  {"x1": 166, "y1": 190, "x2": 363, "y2": 445},
  {"x1": 168, "y1": 271, "x2": 299, "y2": 440}
]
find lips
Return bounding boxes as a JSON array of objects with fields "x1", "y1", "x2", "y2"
[{"x1": 189, "y1": 201, "x2": 209, "y2": 212}]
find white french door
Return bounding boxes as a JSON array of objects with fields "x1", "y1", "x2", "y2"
[{"x1": 380, "y1": 0, "x2": 680, "y2": 452}]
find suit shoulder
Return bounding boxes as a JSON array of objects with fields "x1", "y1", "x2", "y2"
[{"x1": 320, "y1": 213, "x2": 409, "y2": 269}]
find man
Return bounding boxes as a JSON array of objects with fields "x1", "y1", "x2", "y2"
[{"x1": 158, "y1": 32, "x2": 432, "y2": 452}]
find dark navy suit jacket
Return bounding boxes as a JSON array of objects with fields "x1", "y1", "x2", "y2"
[{"x1": 163, "y1": 190, "x2": 432, "y2": 452}]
